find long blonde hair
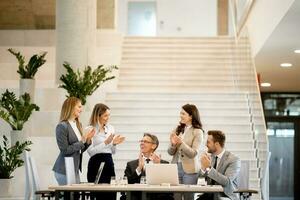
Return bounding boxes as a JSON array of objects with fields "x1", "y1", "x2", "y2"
[
  {"x1": 89, "y1": 103, "x2": 110, "y2": 127},
  {"x1": 59, "y1": 97, "x2": 83, "y2": 135}
]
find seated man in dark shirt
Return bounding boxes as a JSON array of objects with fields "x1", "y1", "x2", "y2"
[{"x1": 121, "y1": 133, "x2": 173, "y2": 200}]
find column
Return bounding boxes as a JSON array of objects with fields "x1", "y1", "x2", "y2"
[{"x1": 56, "y1": 0, "x2": 97, "y2": 83}]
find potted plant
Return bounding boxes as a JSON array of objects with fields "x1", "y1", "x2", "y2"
[
  {"x1": 59, "y1": 62, "x2": 118, "y2": 105},
  {"x1": 0, "y1": 135, "x2": 32, "y2": 197},
  {"x1": 0, "y1": 90, "x2": 39, "y2": 144},
  {"x1": 8, "y1": 48, "x2": 47, "y2": 102}
]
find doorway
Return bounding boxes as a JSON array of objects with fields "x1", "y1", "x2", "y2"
[
  {"x1": 127, "y1": 2, "x2": 157, "y2": 36},
  {"x1": 262, "y1": 92, "x2": 300, "y2": 200}
]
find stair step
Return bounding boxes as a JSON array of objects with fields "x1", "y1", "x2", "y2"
[
  {"x1": 122, "y1": 48, "x2": 251, "y2": 54},
  {"x1": 123, "y1": 36, "x2": 247, "y2": 42},
  {"x1": 121, "y1": 59, "x2": 252, "y2": 64},
  {"x1": 121, "y1": 62, "x2": 253, "y2": 68},
  {"x1": 119, "y1": 70, "x2": 254, "y2": 77},
  {"x1": 106, "y1": 91, "x2": 249, "y2": 99},
  {"x1": 122, "y1": 54, "x2": 251, "y2": 59},
  {"x1": 119, "y1": 76, "x2": 254, "y2": 82},
  {"x1": 107, "y1": 100, "x2": 249, "y2": 109}
]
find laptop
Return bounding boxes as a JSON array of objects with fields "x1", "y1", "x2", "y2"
[
  {"x1": 145, "y1": 164, "x2": 179, "y2": 185},
  {"x1": 94, "y1": 162, "x2": 105, "y2": 184}
]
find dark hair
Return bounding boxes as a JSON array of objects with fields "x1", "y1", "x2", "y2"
[
  {"x1": 176, "y1": 104, "x2": 202, "y2": 135},
  {"x1": 89, "y1": 103, "x2": 110, "y2": 126},
  {"x1": 143, "y1": 133, "x2": 159, "y2": 151},
  {"x1": 207, "y1": 130, "x2": 226, "y2": 148}
]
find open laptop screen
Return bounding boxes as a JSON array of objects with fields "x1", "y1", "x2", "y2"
[
  {"x1": 94, "y1": 162, "x2": 105, "y2": 184},
  {"x1": 145, "y1": 164, "x2": 179, "y2": 185}
]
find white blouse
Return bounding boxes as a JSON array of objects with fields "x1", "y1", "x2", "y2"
[
  {"x1": 86, "y1": 123, "x2": 116, "y2": 157},
  {"x1": 68, "y1": 120, "x2": 82, "y2": 142}
]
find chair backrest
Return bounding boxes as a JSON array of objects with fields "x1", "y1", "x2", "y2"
[
  {"x1": 237, "y1": 160, "x2": 250, "y2": 189},
  {"x1": 29, "y1": 156, "x2": 41, "y2": 192},
  {"x1": 24, "y1": 151, "x2": 32, "y2": 200},
  {"x1": 65, "y1": 157, "x2": 77, "y2": 185}
]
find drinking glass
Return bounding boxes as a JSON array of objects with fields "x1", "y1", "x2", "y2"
[{"x1": 140, "y1": 176, "x2": 146, "y2": 184}]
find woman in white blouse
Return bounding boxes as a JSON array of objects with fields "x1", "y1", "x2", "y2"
[{"x1": 86, "y1": 103, "x2": 125, "y2": 200}]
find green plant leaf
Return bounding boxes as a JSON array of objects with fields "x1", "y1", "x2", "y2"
[
  {"x1": 8, "y1": 48, "x2": 47, "y2": 79},
  {"x1": 0, "y1": 135, "x2": 32, "y2": 179},
  {"x1": 59, "y1": 62, "x2": 118, "y2": 105},
  {"x1": 0, "y1": 90, "x2": 39, "y2": 130}
]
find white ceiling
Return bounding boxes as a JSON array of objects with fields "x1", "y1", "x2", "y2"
[{"x1": 255, "y1": 0, "x2": 300, "y2": 92}]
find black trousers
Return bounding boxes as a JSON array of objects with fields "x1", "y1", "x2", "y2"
[{"x1": 87, "y1": 153, "x2": 116, "y2": 200}]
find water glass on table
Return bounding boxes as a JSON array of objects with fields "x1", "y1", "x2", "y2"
[
  {"x1": 140, "y1": 176, "x2": 146, "y2": 184},
  {"x1": 121, "y1": 176, "x2": 128, "y2": 185},
  {"x1": 110, "y1": 176, "x2": 117, "y2": 185}
]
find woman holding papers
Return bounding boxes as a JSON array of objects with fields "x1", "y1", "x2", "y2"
[
  {"x1": 53, "y1": 97, "x2": 95, "y2": 185},
  {"x1": 86, "y1": 103, "x2": 125, "y2": 200},
  {"x1": 168, "y1": 104, "x2": 204, "y2": 200}
]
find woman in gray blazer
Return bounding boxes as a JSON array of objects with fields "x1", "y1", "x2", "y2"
[
  {"x1": 168, "y1": 104, "x2": 204, "y2": 200},
  {"x1": 52, "y1": 97, "x2": 95, "y2": 185}
]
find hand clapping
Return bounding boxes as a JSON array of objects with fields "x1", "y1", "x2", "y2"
[
  {"x1": 113, "y1": 134, "x2": 125, "y2": 145},
  {"x1": 137, "y1": 152, "x2": 145, "y2": 172},
  {"x1": 83, "y1": 127, "x2": 95, "y2": 144},
  {"x1": 170, "y1": 132, "x2": 182, "y2": 146},
  {"x1": 150, "y1": 153, "x2": 161, "y2": 164},
  {"x1": 104, "y1": 133, "x2": 114, "y2": 145},
  {"x1": 200, "y1": 153, "x2": 211, "y2": 170}
]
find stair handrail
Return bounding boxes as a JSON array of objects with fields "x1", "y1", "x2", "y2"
[{"x1": 229, "y1": 0, "x2": 256, "y2": 42}]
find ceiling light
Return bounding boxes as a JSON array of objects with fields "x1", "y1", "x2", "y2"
[
  {"x1": 294, "y1": 49, "x2": 300, "y2": 54},
  {"x1": 261, "y1": 82, "x2": 271, "y2": 87},
  {"x1": 280, "y1": 63, "x2": 292, "y2": 67}
]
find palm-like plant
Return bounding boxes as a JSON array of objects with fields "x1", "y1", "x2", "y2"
[
  {"x1": 59, "y1": 62, "x2": 118, "y2": 105},
  {"x1": 8, "y1": 48, "x2": 47, "y2": 79},
  {"x1": 0, "y1": 135, "x2": 32, "y2": 179},
  {"x1": 0, "y1": 90, "x2": 39, "y2": 130}
]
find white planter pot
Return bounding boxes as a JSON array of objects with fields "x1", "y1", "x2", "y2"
[
  {"x1": 19, "y1": 79, "x2": 35, "y2": 103},
  {"x1": 10, "y1": 130, "x2": 27, "y2": 146},
  {"x1": 0, "y1": 179, "x2": 13, "y2": 197}
]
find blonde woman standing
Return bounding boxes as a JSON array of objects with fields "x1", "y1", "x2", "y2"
[
  {"x1": 52, "y1": 97, "x2": 95, "y2": 185},
  {"x1": 168, "y1": 104, "x2": 204, "y2": 200},
  {"x1": 86, "y1": 103, "x2": 125, "y2": 200}
]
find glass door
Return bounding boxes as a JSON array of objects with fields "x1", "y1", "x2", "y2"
[
  {"x1": 267, "y1": 121, "x2": 294, "y2": 200},
  {"x1": 127, "y1": 2, "x2": 157, "y2": 36}
]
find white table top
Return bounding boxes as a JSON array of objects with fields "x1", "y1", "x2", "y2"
[{"x1": 49, "y1": 183, "x2": 223, "y2": 193}]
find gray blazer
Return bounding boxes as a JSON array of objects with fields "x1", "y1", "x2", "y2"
[
  {"x1": 203, "y1": 151, "x2": 241, "y2": 200},
  {"x1": 52, "y1": 121, "x2": 89, "y2": 175}
]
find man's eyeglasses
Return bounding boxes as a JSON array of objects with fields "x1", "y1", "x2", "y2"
[{"x1": 139, "y1": 140, "x2": 155, "y2": 144}]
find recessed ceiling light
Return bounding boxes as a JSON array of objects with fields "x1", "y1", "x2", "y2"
[
  {"x1": 294, "y1": 49, "x2": 300, "y2": 54},
  {"x1": 280, "y1": 63, "x2": 292, "y2": 67},
  {"x1": 261, "y1": 82, "x2": 271, "y2": 87}
]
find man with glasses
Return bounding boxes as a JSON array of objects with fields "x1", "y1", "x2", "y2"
[{"x1": 121, "y1": 133, "x2": 173, "y2": 200}]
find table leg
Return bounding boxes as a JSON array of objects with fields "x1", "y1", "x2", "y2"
[
  {"x1": 126, "y1": 191, "x2": 131, "y2": 200},
  {"x1": 55, "y1": 191, "x2": 60, "y2": 200},
  {"x1": 141, "y1": 192, "x2": 147, "y2": 200}
]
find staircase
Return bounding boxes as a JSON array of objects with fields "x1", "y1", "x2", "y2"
[
  {"x1": 0, "y1": 35, "x2": 268, "y2": 200},
  {"x1": 108, "y1": 37, "x2": 267, "y2": 200}
]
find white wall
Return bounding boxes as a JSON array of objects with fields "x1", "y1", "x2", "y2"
[
  {"x1": 246, "y1": 0, "x2": 295, "y2": 56},
  {"x1": 118, "y1": 0, "x2": 217, "y2": 37}
]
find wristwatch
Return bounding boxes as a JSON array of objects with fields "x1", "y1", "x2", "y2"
[{"x1": 205, "y1": 167, "x2": 211, "y2": 174}]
